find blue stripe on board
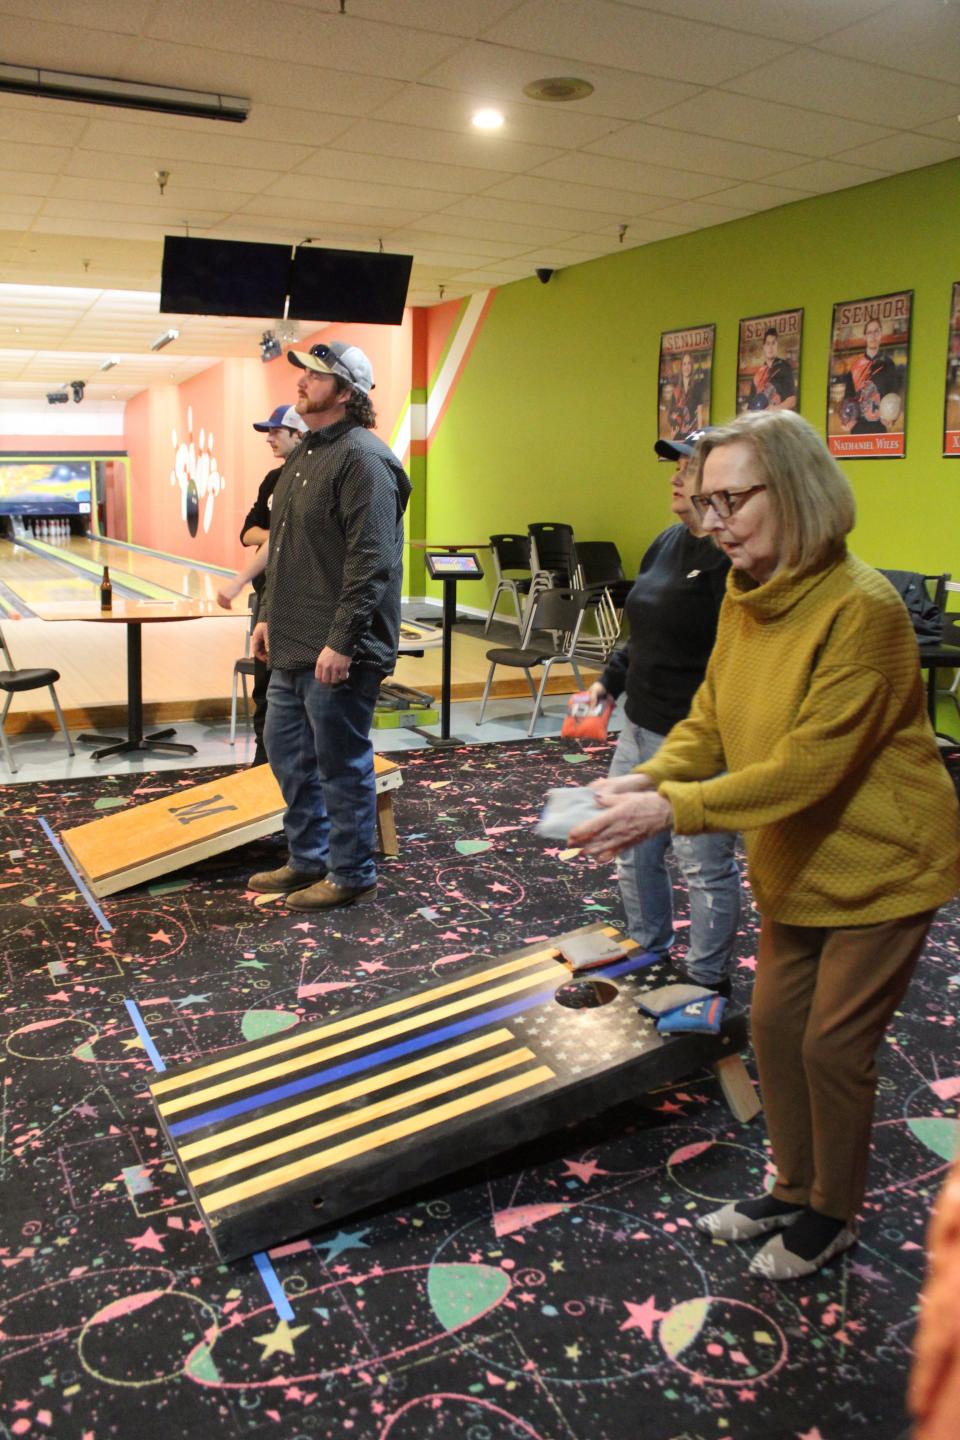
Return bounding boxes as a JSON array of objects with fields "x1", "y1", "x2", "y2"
[
  {"x1": 253, "y1": 1251, "x2": 294, "y2": 1322},
  {"x1": 124, "y1": 998, "x2": 167, "y2": 1074},
  {"x1": 167, "y1": 950, "x2": 658, "y2": 1140},
  {"x1": 169, "y1": 988, "x2": 558, "y2": 1138},
  {"x1": 38, "y1": 817, "x2": 114, "y2": 933}
]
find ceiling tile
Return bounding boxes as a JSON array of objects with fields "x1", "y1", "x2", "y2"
[
  {"x1": 646, "y1": 197, "x2": 755, "y2": 227},
  {"x1": 614, "y1": 0, "x2": 889, "y2": 45},
  {"x1": 0, "y1": 144, "x2": 72, "y2": 175},
  {"x1": 330, "y1": 118, "x2": 563, "y2": 173},
  {"x1": 264, "y1": 174, "x2": 458, "y2": 213},
  {"x1": 369, "y1": 82, "x2": 624, "y2": 148},
  {"x1": 238, "y1": 194, "x2": 428, "y2": 229},
  {"x1": 445, "y1": 192, "x2": 631, "y2": 232},
  {"x1": 404, "y1": 211, "x2": 576, "y2": 246},
  {"x1": 758, "y1": 157, "x2": 889, "y2": 193},
  {"x1": 697, "y1": 179, "x2": 815, "y2": 210},
  {"x1": 145, "y1": 0, "x2": 464, "y2": 79},
  {"x1": 528, "y1": 152, "x2": 720, "y2": 200},
  {"x1": 0, "y1": 170, "x2": 57, "y2": 199},
  {"x1": 293, "y1": 148, "x2": 510, "y2": 195},
  {"x1": 419, "y1": 43, "x2": 702, "y2": 120},
  {"x1": 825, "y1": 0, "x2": 960, "y2": 86},
  {"x1": 0, "y1": 15, "x2": 143, "y2": 71},
  {"x1": 340, "y1": 1, "x2": 524, "y2": 37},
  {"x1": 725, "y1": 48, "x2": 960, "y2": 129},
  {"x1": 586, "y1": 123, "x2": 804, "y2": 180},
  {"x1": 40, "y1": 198, "x2": 230, "y2": 228},
  {"x1": 918, "y1": 116, "x2": 960, "y2": 143},
  {"x1": 483, "y1": 0, "x2": 792, "y2": 84},
  {"x1": 386, "y1": 228, "x2": 528, "y2": 259},
  {"x1": 0, "y1": 0, "x2": 155, "y2": 34},
  {"x1": 62, "y1": 153, "x2": 275, "y2": 196},
  {"x1": 833, "y1": 131, "x2": 960, "y2": 173},
  {"x1": 482, "y1": 173, "x2": 666, "y2": 216},
  {"x1": 74, "y1": 118, "x2": 320, "y2": 170},
  {"x1": 650, "y1": 89, "x2": 893, "y2": 157}
]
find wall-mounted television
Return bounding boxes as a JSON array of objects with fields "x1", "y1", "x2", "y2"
[{"x1": 159, "y1": 237, "x2": 412, "y2": 323}]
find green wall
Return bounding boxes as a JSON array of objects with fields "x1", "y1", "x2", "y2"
[{"x1": 425, "y1": 158, "x2": 959, "y2": 608}]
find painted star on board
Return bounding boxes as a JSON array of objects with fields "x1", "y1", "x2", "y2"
[
  {"x1": 317, "y1": 1227, "x2": 371, "y2": 1262},
  {"x1": 253, "y1": 1319, "x2": 309, "y2": 1359},
  {"x1": 620, "y1": 1295, "x2": 667, "y2": 1338},
  {"x1": 148, "y1": 929, "x2": 173, "y2": 944},
  {"x1": 562, "y1": 1158, "x2": 607, "y2": 1183},
  {"x1": 174, "y1": 994, "x2": 212, "y2": 1009}
]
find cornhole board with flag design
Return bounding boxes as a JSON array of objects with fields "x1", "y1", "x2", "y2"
[
  {"x1": 149, "y1": 923, "x2": 758, "y2": 1260},
  {"x1": 60, "y1": 755, "x2": 403, "y2": 899}
]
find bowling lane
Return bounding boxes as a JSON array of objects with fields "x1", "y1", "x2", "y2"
[{"x1": 0, "y1": 534, "x2": 234, "y2": 609}]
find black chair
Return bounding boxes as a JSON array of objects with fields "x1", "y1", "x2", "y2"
[
  {"x1": 484, "y1": 533, "x2": 533, "y2": 633},
  {"x1": 0, "y1": 623, "x2": 75, "y2": 774},
  {"x1": 528, "y1": 522, "x2": 577, "y2": 590},
  {"x1": 477, "y1": 587, "x2": 594, "y2": 736},
  {"x1": 573, "y1": 540, "x2": 632, "y2": 658},
  {"x1": 229, "y1": 591, "x2": 258, "y2": 747}
]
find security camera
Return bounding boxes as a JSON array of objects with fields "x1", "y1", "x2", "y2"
[
  {"x1": 535, "y1": 267, "x2": 554, "y2": 285},
  {"x1": 70, "y1": 380, "x2": 85, "y2": 403},
  {"x1": 46, "y1": 390, "x2": 69, "y2": 404}
]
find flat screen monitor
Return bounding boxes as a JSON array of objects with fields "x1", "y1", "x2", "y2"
[
  {"x1": 288, "y1": 247, "x2": 412, "y2": 324},
  {"x1": 424, "y1": 551, "x2": 484, "y2": 580},
  {"x1": 0, "y1": 458, "x2": 92, "y2": 516},
  {"x1": 160, "y1": 236, "x2": 291, "y2": 317}
]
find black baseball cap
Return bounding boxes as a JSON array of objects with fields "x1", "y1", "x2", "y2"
[{"x1": 654, "y1": 427, "x2": 715, "y2": 461}]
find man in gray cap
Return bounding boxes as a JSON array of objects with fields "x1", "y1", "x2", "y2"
[
  {"x1": 218, "y1": 402, "x2": 308, "y2": 765},
  {"x1": 248, "y1": 341, "x2": 412, "y2": 911}
]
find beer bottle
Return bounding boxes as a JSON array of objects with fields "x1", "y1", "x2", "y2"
[{"x1": 99, "y1": 566, "x2": 113, "y2": 612}]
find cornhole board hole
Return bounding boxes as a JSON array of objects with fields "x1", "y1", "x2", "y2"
[
  {"x1": 149, "y1": 922, "x2": 759, "y2": 1261},
  {"x1": 60, "y1": 755, "x2": 403, "y2": 899}
]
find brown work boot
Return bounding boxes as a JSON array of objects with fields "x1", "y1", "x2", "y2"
[
  {"x1": 286, "y1": 878, "x2": 378, "y2": 911},
  {"x1": 247, "y1": 863, "x2": 327, "y2": 894}
]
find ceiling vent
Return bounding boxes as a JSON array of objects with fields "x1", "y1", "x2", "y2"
[{"x1": 523, "y1": 77, "x2": 594, "y2": 103}]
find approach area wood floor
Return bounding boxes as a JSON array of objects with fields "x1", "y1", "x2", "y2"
[{"x1": 0, "y1": 535, "x2": 598, "y2": 733}]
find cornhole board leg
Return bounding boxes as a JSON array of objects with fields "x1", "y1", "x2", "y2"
[
  {"x1": 60, "y1": 756, "x2": 402, "y2": 898},
  {"x1": 713, "y1": 1054, "x2": 761, "y2": 1122}
]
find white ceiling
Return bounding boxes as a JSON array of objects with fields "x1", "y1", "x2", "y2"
[{"x1": 1, "y1": 0, "x2": 958, "y2": 401}]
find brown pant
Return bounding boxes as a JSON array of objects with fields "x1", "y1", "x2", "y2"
[{"x1": 751, "y1": 910, "x2": 934, "y2": 1222}]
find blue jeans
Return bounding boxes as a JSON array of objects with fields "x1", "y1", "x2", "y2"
[
  {"x1": 264, "y1": 665, "x2": 381, "y2": 888},
  {"x1": 608, "y1": 717, "x2": 741, "y2": 985}
]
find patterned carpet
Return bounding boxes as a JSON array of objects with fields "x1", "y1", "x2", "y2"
[{"x1": 1, "y1": 737, "x2": 957, "y2": 1440}]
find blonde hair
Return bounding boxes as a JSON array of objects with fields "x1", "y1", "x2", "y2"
[{"x1": 692, "y1": 410, "x2": 855, "y2": 574}]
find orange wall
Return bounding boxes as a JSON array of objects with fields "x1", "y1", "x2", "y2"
[
  {"x1": 1, "y1": 434, "x2": 124, "y2": 452},
  {"x1": 122, "y1": 315, "x2": 414, "y2": 567}
]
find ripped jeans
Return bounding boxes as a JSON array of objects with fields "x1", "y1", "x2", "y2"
[{"x1": 608, "y1": 717, "x2": 741, "y2": 986}]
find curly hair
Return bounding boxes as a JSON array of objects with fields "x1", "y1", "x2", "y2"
[{"x1": 334, "y1": 376, "x2": 377, "y2": 429}]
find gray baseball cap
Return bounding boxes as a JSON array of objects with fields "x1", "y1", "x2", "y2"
[
  {"x1": 654, "y1": 427, "x2": 715, "y2": 461},
  {"x1": 287, "y1": 340, "x2": 375, "y2": 394}
]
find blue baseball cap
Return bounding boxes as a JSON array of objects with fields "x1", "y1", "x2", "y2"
[
  {"x1": 252, "y1": 403, "x2": 307, "y2": 433},
  {"x1": 654, "y1": 427, "x2": 716, "y2": 460}
]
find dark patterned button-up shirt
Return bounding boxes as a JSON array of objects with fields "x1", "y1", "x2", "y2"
[{"x1": 259, "y1": 417, "x2": 411, "y2": 674}]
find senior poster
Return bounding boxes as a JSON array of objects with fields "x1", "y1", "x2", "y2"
[
  {"x1": 736, "y1": 308, "x2": 802, "y2": 416},
  {"x1": 943, "y1": 282, "x2": 960, "y2": 456},
  {"x1": 657, "y1": 324, "x2": 714, "y2": 452},
  {"x1": 827, "y1": 290, "x2": 912, "y2": 459}
]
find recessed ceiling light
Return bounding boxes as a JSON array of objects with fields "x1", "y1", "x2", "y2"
[
  {"x1": 524, "y1": 77, "x2": 594, "y2": 103},
  {"x1": 472, "y1": 108, "x2": 504, "y2": 130}
]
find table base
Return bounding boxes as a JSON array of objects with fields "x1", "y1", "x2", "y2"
[{"x1": 77, "y1": 728, "x2": 198, "y2": 761}]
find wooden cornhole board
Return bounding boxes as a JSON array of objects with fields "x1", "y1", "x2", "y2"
[
  {"x1": 149, "y1": 922, "x2": 760, "y2": 1261},
  {"x1": 61, "y1": 755, "x2": 403, "y2": 899}
]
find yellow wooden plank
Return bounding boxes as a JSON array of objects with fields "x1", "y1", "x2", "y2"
[
  {"x1": 187, "y1": 1047, "x2": 537, "y2": 1186},
  {"x1": 178, "y1": 1029, "x2": 515, "y2": 1161},
  {"x1": 202, "y1": 1065, "x2": 555, "y2": 1214},
  {"x1": 156, "y1": 963, "x2": 560, "y2": 1117},
  {"x1": 151, "y1": 946, "x2": 558, "y2": 1097}
]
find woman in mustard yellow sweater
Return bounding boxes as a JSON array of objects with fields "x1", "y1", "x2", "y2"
[{"x1": 570, "y1": 409, "x2": 960, "y2": 1281}]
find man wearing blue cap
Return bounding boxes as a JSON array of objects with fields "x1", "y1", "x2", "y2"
[
  {"x1": 248, "y1": 341, "x2": 412, "y2": 911},
  {"x1": 217, "y1": 402, "x2": 307, "y2": 765}
]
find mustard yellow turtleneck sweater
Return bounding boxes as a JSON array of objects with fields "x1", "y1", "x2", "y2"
[{"x1": 637, "y1": 552, "x2": 960, "y2": 926}]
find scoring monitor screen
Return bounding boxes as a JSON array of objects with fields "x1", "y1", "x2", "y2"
[{"x1": 425, "y1": 551, "x2": 484, "y2": 580}]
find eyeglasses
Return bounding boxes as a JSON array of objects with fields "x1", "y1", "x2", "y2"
[{"x1": 690, "y1": 484, "x2": 767, "y2": 521}]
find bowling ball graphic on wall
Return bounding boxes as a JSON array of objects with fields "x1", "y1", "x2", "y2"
[
  {"x1": 185, "y1": 476, "x2": 200, "y2": 537},
  {"x1": 170, "y1": 411, "x2": 225, "y2": 539}
]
